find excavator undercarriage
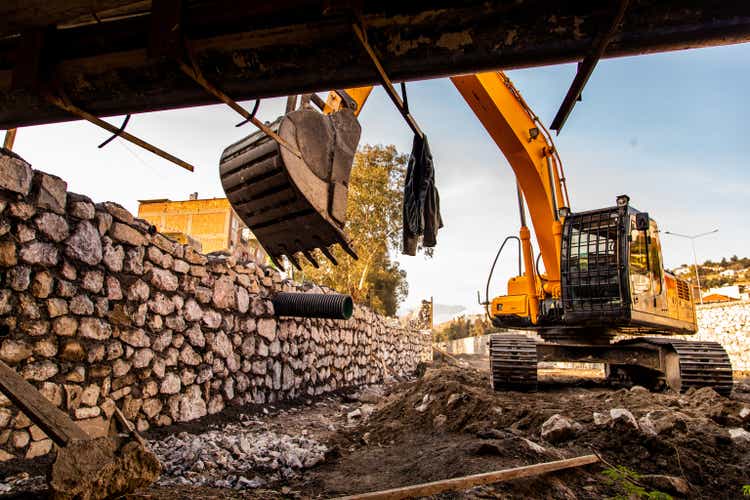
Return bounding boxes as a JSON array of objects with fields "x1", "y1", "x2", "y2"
[{"x1": 490, "y1": 334, "x2": 733, "y2": 396}]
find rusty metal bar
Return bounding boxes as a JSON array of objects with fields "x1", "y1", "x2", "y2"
[
  {"x1": 550, "y1": 0, "x2": 630, "y2": 133},
  {"x1": 3, "y1": 129, "x2": 17, "y2": 150},
  {"x1": 352, "y1": 22, "x2": 424, "y2": 139},
  {"x1": 177, "y1": 43, "x2": 303, "y2": 159},
  {"x1": 45, "y1": 92, "x2": 195, "y2": 172}
]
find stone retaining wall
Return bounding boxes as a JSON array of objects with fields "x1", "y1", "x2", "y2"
[
  {"x1": 0, "y1": 150, "x2": 430, "y2": 460},
  {"x1": 681, "y1": 301, "x2": 750, "y2": 373}
]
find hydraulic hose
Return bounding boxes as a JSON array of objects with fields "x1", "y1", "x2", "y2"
[{"x1": 484, "y1": 235, "x2": 522, "y2": 320}]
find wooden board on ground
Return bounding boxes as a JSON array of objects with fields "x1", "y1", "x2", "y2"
[{"x1": 335, "y1": 454, "x2": 600, "y2": 500}]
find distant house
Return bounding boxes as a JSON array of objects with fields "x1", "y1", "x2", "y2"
[
  {"x1": 702, "y1": 293, "x2": 737, "y2": 303},
  {"x1": 673, "y1": 266, "x2": 691, "y2": 276},
  {"x1": 705, "y1": 285, "x2": 742, "y2": 300},
  {"x1": 138, "y1": 194, "x2": 265, "y2": 261},
  {"x1": 719, "y1": 269, "x2": 738, "y2": 278}
]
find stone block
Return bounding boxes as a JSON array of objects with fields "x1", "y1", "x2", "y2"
[
  {"x1": 35, "y1": 212, "x2": 69, "y2": 241},
  {"x1": 19, "y1": 242, "x2": 58, "y2": 266},
  {"x1": 65, "y1": 221, "x2": 103, "y2": 265},
  {"x1": 0, "y1": 241, "x2": 16, "y2": 266},
  {"x1": 0, "y1": 151, "x2": 33, "y2": 195},
  {"x1": 31, "y1": 171, "x2": 67, "y2": 214},
  {"x1": 109, "y1": 222, "x2": 147, "y2": 246}
]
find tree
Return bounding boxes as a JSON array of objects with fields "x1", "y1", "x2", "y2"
[{"x1": 296, "y1": 144, "x2": 409, "y2": 316}]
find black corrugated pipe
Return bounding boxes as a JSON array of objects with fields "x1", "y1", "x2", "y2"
[{"x1": 272, "y1": 292, "x2": 354, "y2": 320}]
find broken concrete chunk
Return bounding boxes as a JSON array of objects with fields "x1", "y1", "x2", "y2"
[
  {"x1": 415, "y1": 393, "x2": 432, "y2": 413},
  {"x1": 540, "y1": 414, "x2": 581, "y2": 443},
  {"x1": 728, "y1": 427, "x2": 750, "y2": 444},
  {"x1": 593, "y1": 412, "x2": 610, "y2": 426},
  {"x1": 609, "y1": 408, "x2": 638, "y2": 429}
]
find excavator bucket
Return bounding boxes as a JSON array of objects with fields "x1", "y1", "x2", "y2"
[{"x1": 220, "y1": 106, "x2": 361, "y2": 268}]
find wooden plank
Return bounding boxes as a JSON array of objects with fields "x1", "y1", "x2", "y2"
[
  {"x1": 0, "y1": 360, "x2": 90, "y2": 447},
  {"x1": 45, "y1": 92, "x2": 195, "y2": 172},
  {"x1": 2, "y1": 128, "x2": 16, "y2": 150},
  {"x1": 334, "y1": 454, "x2": 600, "y2": 500}
]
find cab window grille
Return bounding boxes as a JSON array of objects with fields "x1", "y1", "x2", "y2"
[{"x1": 561, "y1": 209, "x2": 623, "y2": 313}]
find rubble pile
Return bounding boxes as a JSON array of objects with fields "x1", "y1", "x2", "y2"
[
  {"x1": 0, "y1": 472, "x2": 45, "y2": 494},
  {"x1": 0, "y1": 150, "x2": 430, "y2": 460},
  {"x1": 151, "y1": 425, "x2": 327, "y2": 489}
]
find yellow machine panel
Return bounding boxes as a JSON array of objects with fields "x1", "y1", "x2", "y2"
[{"x1": 491, "y1": 294, "x2": 528, "y2": 317}]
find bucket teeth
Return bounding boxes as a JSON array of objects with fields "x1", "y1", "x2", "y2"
[
  {"x1": 302, "y1": 250, "x2": 320, "y2": 268},
  {"x1": 220, "y1": 107, "x2": 361, "y2": 265},
  {"x1": 286, "y1": 252, "x2": 302, "y2": 271},
  {"x1": 320, "y1": 246, "x2": 339, "y2": 265}
]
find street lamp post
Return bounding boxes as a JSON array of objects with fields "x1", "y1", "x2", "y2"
[{"x1": 664, "y1": 229, "x2": 719, "y2": 305}]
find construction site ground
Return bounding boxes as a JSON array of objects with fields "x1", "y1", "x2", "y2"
[{"x1": 0, "y1": 358, "x2": 749, "y2": 499}]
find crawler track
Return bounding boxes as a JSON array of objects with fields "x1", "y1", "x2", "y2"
[
  {"x1": 489, "y1": 334, "x2": 538, "y2": 392},
  {"x1": 643, "y1": 338, "x2": 734, "y2": 396}
]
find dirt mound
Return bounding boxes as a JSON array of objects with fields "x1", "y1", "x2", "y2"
[
  {"x1": 361, "y1": 367, "x2": 503, "y2": 441},
  {"x1": 328, "y1": 366, "x2": 750, "y2": 498}
]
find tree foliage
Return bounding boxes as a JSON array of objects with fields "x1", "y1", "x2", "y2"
[
  {"x1": 433, "y1": 315, "x2": 500, "y2": 342},
  {"x1": 296, "y1": 144, "x2": 408, "y2": 316},
  {"x1": 674, "y1": 255, "x2": 750, "y2": 290}
]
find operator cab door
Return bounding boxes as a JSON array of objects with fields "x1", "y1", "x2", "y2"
[{"x1": 628, "y1": 216, "x2": 667, "y2": 317}]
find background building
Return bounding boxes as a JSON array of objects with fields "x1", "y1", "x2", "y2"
[{"x1": 138, "y1": 194, "x2": 265, "y2": 261}]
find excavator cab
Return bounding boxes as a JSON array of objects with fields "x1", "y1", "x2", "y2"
[
  {"x1": 560, "y1": 195, "x2": 696, "y2": 334},
  {"x1": 220, "y1": 93, "x2": 366, "y2": 268}
]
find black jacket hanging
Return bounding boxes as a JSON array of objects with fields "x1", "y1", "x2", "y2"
[{"x1": 403, "y1": 134, "x2": 443, "y2": 255}]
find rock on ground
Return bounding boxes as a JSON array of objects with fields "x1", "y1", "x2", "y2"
[{"x1": 49, "y1": 437, "x2": 161, "y2": 500}]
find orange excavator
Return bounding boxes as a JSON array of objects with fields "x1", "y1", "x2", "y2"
[{"x1": 220, "y1": 71, "x2": 733, "y2": 396}]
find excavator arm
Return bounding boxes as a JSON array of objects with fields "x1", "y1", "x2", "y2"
[
  {"x1": 328, "y1": 74, "x2": 570, "y2": 325},
  {"x1": 450, "y1": 72, "x2": 569, "y2": 324}
]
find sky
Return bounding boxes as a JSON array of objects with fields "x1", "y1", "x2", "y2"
[{"x1": 7, "y1": 42, "x2": 750, "y2": 316}]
